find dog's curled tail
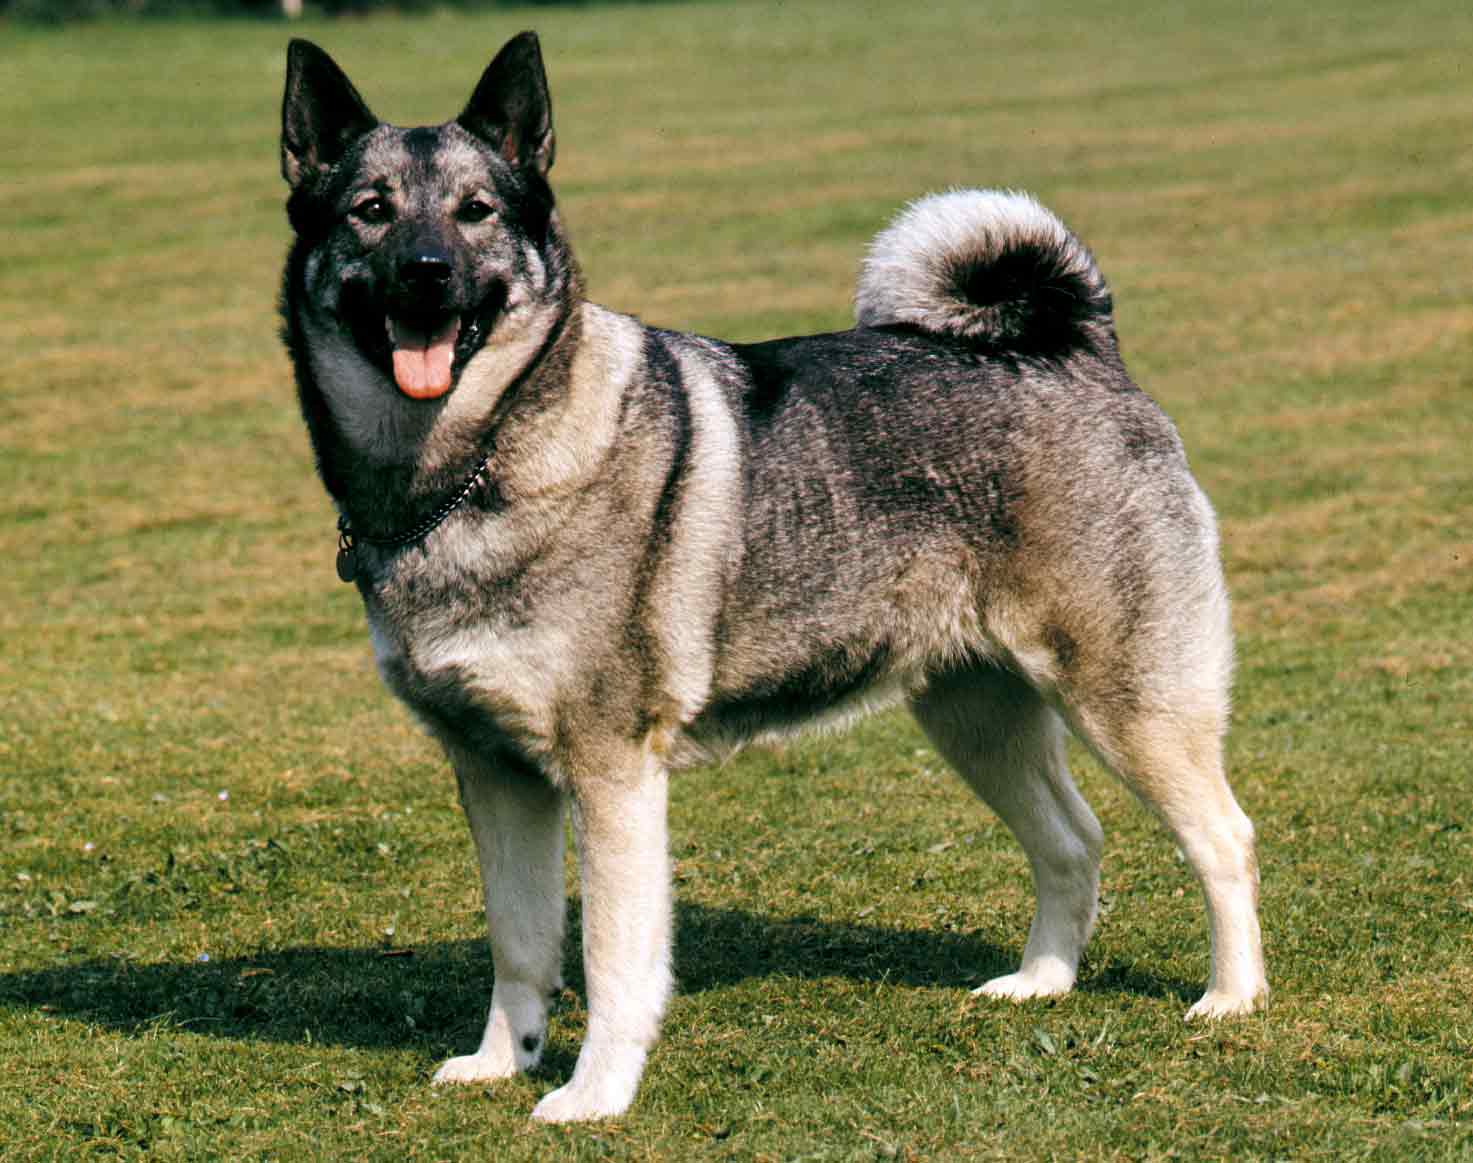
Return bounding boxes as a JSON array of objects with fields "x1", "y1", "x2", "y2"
[{"x1": 854, "y1": 189, "x2": 1115, "y2": 355}]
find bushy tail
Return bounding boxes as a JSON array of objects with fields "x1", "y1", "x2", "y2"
[{"x1": 854, "y1": 189, "x2": 1115, "y2": 356}]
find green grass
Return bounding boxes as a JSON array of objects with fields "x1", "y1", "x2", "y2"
[{"x1": 3, "y1": 0, "x2": 1472, "y2": 1157}]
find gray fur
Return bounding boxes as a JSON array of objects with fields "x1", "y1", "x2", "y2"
[{"x1": 279, "y1": 33, "x2": 1267, "y2": 1123}]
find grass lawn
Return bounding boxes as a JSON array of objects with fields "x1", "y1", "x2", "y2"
[{"x1": 2, "y1": 0, "x2": 1471, "y2": 1157}]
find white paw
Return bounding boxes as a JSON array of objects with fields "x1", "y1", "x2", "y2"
[
  {"x1": 432, "y1": 1049, "x2": 518, "y2": 1086},
  {"x1": 972, "y1": 967, "x2": 1075, "y2": 1001},
  {"x1": 530, "y1": 1078, "x2": 635, "y2": 1123},
  {"x1": 1184, "y1": 988, "x2": 1264, "y2": 1021},
  {"x1": 530, "y1": 1040, "x2": 645, "y2": 1122}
]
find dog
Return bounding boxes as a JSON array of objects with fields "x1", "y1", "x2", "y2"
[{"x1": 278, "y1": 31, "x2": 1266, "y2": 1122}]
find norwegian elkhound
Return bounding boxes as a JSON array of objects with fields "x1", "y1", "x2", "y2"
[{"x1": 279, "y1": 32, "x2": 1267, "y2": 1121}]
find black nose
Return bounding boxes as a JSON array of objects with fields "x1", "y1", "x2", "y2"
[{"x1": 399, "y1": 251, "x2": 452, "y2": 288}]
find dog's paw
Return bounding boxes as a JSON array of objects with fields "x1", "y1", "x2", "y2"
[
  {"x1": 529, "y1": 1041, "x2": 645, "y2": 1122},
  {"x1": 972, "y1": 966, "x2": 1075, "y2": 1002},
  {"x1": 434, "y1": 993, "x2": 550, "y2": 1086},
  {"x1": 530, "y1": 1078, "x2": 634, "y2": 1123},
  {"x1": 1184, "y1": 988, "x2": 1264, "y2": 1022},
  {"x1": 432, "y1": 1050, "x2": 520, "y2": 1086}
]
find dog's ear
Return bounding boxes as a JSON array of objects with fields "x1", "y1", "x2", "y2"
[
  {"x1": 281, "y1": 40, "x2": 378, "y2": 189},
  {"x1": 458, "y1": 31, "x2": 555, "y2": 177}
]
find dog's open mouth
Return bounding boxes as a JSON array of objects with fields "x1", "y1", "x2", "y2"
[
  {"x1": 342, "y1": 280, "x2": 507, "y2": 402},
  {"x1": 388, "y1": 315, "x2": 461, "y2": 400}
]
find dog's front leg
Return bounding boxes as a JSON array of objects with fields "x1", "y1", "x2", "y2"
[
  {"x1": 531, "y1": 752, "x2": 671, "y2": 1122},
  {"x1": 433, "y1": 752, "x2": 566, "y2": 1086}
]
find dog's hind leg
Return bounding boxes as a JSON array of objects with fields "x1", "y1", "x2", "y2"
[
  {"x1": 1048, "y1": 573, "x2": 1267, "y2": 1019},
  {"x1": 1064, "y1": 688, "x2": 1267, "y2": 1019},
  {"x1": 911, "y1": 664, "x2": 1104, "y2": 1000},
  {"x1": 433, "y1": 750, "x2": 566, "y2": 1086},
  {"x1": 531, "y1": 748, "x2": 672, "y2": 1122}
]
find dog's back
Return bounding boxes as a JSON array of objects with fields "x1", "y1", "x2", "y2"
[{"x1": 669, "y1": 193, "x2": 1224, "y2": 759}]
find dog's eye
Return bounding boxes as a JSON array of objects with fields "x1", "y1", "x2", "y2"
[
  {"x1": 458, "y1": 199, "x2": 496, "y2": 224},
  {"x1": 351, "y1": 197, "x2": 392, "y2": 225}
]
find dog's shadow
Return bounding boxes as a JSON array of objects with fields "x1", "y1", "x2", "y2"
[{"x1": 0, "y1": 901, "x2": 1194, "y2": 1058}]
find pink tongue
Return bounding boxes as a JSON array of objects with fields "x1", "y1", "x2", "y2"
[{"x1": 390, "y1": 317, "x2": 461, "y2": 400}]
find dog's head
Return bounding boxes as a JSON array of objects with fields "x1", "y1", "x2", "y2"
[{"x1": 281, "y1": 33, "x2": 568, "y2": 403}]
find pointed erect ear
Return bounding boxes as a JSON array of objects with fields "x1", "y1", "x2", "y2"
[
  {"x1": 457, "y1": 31, "x2": 555, "y2": 177},
  {"x1": 281, "y1": 39, "x2": 378, "y2": 189}
]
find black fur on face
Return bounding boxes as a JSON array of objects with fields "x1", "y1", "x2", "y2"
[{"x1": 281, "y1": 33, "x2": 563, "y2": 400}]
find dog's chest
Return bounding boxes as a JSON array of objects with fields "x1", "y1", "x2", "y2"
[{"x1": 363, "y1": 578, "x2": 574, "y2": 756}]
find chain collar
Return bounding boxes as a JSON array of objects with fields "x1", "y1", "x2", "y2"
[
  {"x1": 329, "y1": 300, "x2": 576, "y2": 585},
  {"x1": 334, "y1": 453, "x2": 491, "y2": 584}
]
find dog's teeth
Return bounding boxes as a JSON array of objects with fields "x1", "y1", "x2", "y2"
[{"x1": 386, "y1": 318, "x2": 398, "y2": 344}]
